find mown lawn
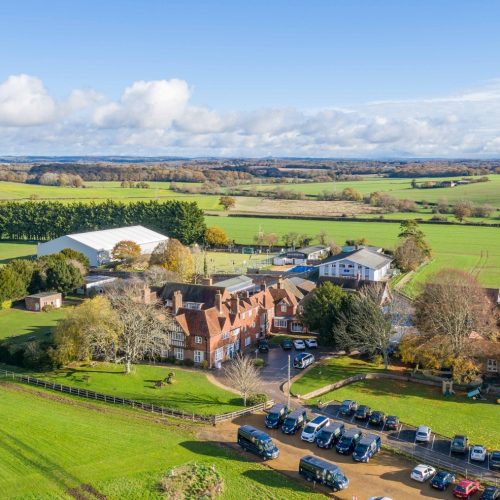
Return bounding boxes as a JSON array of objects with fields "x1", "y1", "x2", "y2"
[
  {"x1": 0, "y1": 240, "x2": 37, "y2": 265},
  {"x1": 0, "y1": 383, "x2": 322, "y2": 499},
  {"x1": 37, "y1": 362, "x2": 243, "y2": 415},
  {"x1": 291, "y1": 357, "x2": 500, "y2": 449},
  {"x1": 206, "y1": 215, "x2": 500, "y2": 289}
]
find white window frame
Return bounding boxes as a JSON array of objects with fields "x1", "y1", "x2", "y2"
[
  {"x1": 280, "y1": 303, "x2": 287, "y2": 312},
  {"x1": 215, "y1": 347, "x2": 224, "y2": 361},
  {"x1": 174, "y1": 347, "x2": 184, "y2": 360},
  {"x1": 194, "y1": 350, "x2": 204, "y2": 363},
  {"x1": 171, "y1": 331, "x2": 184, "y2": 342},
  {"x1": 194, "y1": 336, "x2": 202, "y2": 344},
  {"x1": 274, "y1": 318, "x2": 288, "y2": 328},
  {"x1": 244, "y1": 337, "x2": 251, "y2": 347}
]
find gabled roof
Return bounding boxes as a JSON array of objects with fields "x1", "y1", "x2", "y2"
[
  {"x1": 160, "y1": 283, "x2": 227, "y2": 308},
  {"x1": 295, "y1": 245, "x2": 328, "y2": 254},
  {"x1": 66, "y1": 225, "x2": 167, "y2": 251},
  {"x1": 320, "y1": 248, "x2": 392, "y2": 270},
  {"x1": 213, "y1": 275, "x2": 255, "y2": 292},
  {"x1": 287, "y1": 277, "x2": 316, "y2": 295}
]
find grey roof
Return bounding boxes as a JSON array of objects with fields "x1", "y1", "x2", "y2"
[
  {"x1": 160, "y1": 283, "x2": 226, "y2": 307},
  {"x1": 84, "y1": 275, "x2": 117, "y2": 284},
  {"x1": 26, "y1": 291, "x2": 61, "y2": 299},
  {"x1": 294, "y1": 245, "x2": 328, "y2": 255},
  {"x1": 212, "y1": 275, "x2": 254, "y2": 292},
  {"x1": 321, "y1": 248, "x2": 392, "y2": 270}
]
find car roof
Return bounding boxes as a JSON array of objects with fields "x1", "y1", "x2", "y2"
[
  {"x1": 341, "y1": 399, "x2": 354, "y2": 404},
  {"x1": 310, "y1": 415, "x2": 328, "y2": 424},
  {"x1": 415, "y1": 464, "x2": 432, "y2": 470},
  {"x1": 359, "y1": 434, "x2": 380, "y2": 445},
  {"x1": 417, "y1": 425, "x2": 430, "y2": 431},
  {"x1": 323, "y1": 421, "x2": 344, "y2": 431},
  {"x1": 239, "y1": 425, "x2": 271, "y2": 441},
  {"x1": 343, "y1": 428, "x2": 362, "y2": 437},
  {"x1": 268, "y1": 403, "x2": 287, "y2": 412},
  {"x1": 287, "y1": 408, "x2": 306, "y2": 418},
  {"x1": 300, "y1": 455, "x2": 340, "y2": 472}
]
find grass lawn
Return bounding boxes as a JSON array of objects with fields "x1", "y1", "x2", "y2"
[
  {"x1": 37, "y1": 362, "x2": 243, "y2": 416},
  {"x1": 0, "y1": 240, "x2": 37, "y2": 265},
  {"x1": 193, "y1": 250, "x2": 274, "y2": 274},
  {"x1": 206, "y1": 215, "x2": 500, "y2": 289},
  {"x1": 0, "y1": 383, "x2": 321, "y2": 499},
  {"x1": 291, "y1": 357, "x2": 500, "y2": 449}
]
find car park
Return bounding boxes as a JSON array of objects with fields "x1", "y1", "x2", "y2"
[
  {"x1": 304, "y1": 338, "x2": 318, "y2": 348},
  {"x1": 301, "y1": 415, "x2": 330, "y2": 442},
  {"x1": 470, "y1": 445, "x2": 487, "y2": 462},
  {"x1": 490, "y1": 450, "x2": 500, "y2": 470},
  {"x1": 385, "y1": 415, "x2": 399, "y2": 430},
  {"x1": 480, "y1": 486, "x2": 500, "y2": 500},
  {"x1": 316, "y1": 422, "x2": 345, "y2": 449},
  {"x1": 430, "y1": 471, "x2": 456, "y2": 491},
  {"x1": 293, "y1": 352, "x2": 315, "y2": 369},
  {"x1": 453, "y1": 479, "x2": 480, "y2": 498},
  {"x1": 293, "y1": 339, "x2": 306, "y2": 350},
  {"x1": 281, "y1": 409, "x2": 307, "y2": 435},
  {"x1": 415, "y1": 425, "x2": 432, "y2": 443},
  {"x1": 354, "y1": 405, "x2": 372, "y2": 421},
  {"x1": 265, "y1": 403, "x2": 289, "y2": 429},
  {"x1": 281, "y1": 339, "x2": 293, "y2": 350},
  {"x1": 339, "y1": 400, "x2": 358, "y2": 416},
  {"x1": 352, "y1": 434, "x2": 381, "y2": 462},
  {"x1": 258, "y1": 339, "x2": 269, "y2": 353},
  {"x1": 410, "y1": 464, "x2": 436, "y2": 482},
  {"x1": 299, "y1": 455, "x2": 349, "y2": 492},
  {"x1": 369, "y1": 411, "x2": 386, "y2": 426},
  {"x1": 237, "y1": 425, "x2": 279, "y2": 460},
  {"x1": 451, "y1": 435, "x2": 469, "y2": 455},
  {"x1": 336, "y1": 428, "x2": 363, "y2": 454}
]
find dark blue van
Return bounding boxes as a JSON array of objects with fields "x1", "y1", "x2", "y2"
[
  {"x1": 336, "y1": 428, "x2": 363, "y2": 455},
  {"x1": 281, "y1": 408, "x2": 307, "y2": 435},
  {"x1": 352, "y1": 433, "x2": 381, "y2": 462},
  {"x1": 265, "y1": 403, "x2": 289, "y2": 429},
  {"x1": 237, "y1": 425, "x2": 279, "y2": 460},
  {"x1": 299, "y1": 455, "x2": 349, "y2": 492}
]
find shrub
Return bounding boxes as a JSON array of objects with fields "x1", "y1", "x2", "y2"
[
  {"x1": 247, "y1": 393, "x2": 268, "y2": 406},
  {"x1": 199, "y1": 360, "x2": 210, "y2": 370},
  {"x1": 252, "y1": 358, "x2": 265, "y2": 368},
  {"x1": 42, "y1": 304, "x2": 54, "y2": 313},
  {"x1": 182, "y1": 358, "x2": 194, "y2": 367},
  {"x1": 160, "y1": 463, "x2": 223, "y2": 499},
  {"x1": 1, "y1": 300, "x2": 12, "y2": 310},
  {"x1": 164, "y1": 356, "x2": 176, "y2": 365},
  {"x1": 371, "y1": 354, "x2": 384, "y2": 366}
]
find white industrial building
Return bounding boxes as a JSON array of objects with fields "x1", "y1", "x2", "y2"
[{"x1": 37, "y1": 225, "x2": 168, "y2": 267}]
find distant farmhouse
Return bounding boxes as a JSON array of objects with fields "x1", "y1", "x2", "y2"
[
  {"x1": 37, "y1": 225, "x2": 168, "y2": 267},
  {"x1": 273, "y1": 245, "x2": 330, "y2": 266}
]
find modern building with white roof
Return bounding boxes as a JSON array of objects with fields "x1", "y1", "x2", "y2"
[{"x1": 37, "y1": 225, "x2": 168, "y2": 266}]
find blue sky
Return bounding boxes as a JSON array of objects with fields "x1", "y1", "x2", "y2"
[{"x1": 1, "y1": 0, "x2": 499, "y2": 156}]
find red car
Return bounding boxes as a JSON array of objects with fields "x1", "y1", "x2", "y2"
[{"x1": 453, "y1": 480, "x2": 480, "y2": 498}]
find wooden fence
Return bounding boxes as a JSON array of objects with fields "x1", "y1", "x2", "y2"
[{"x1": 0, "y1": 369, "x2": 273, "y2": 425}]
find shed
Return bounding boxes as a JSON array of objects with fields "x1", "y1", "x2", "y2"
[{"x1": 25, "y1": 292, "x2": 62, "y2": 312}]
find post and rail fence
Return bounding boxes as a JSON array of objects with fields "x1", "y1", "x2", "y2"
[{"x1": 0, "y1": 368, "x2": 274, "y2": 425}]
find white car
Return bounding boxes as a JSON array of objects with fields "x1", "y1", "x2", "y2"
[
  {"x1": 410, "y1": 464, "x2": 436, "y2": 482},
  {"x1": 415, "y1": 425, "x2": 432, "y2": 443},
  {"x1": 304, "y1": 338, "x2": 318, "y2": 348},
  {"x1": 300, "y1": 415, "x2": 330, "y2": 442},
  {"x1": 470, "y1": 445, "x2": 487, "y2": 462},
  {"x1": 293, "y1": 339, "x2": 306, "y2": 350}
]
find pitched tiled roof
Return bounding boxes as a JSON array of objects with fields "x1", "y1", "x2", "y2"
[
  {"x1": 160, "y1": 283, "x2": 228, "y2": 308},
  {"x1": 321, "y1": 248, "x2": 392, "y2": 270}
]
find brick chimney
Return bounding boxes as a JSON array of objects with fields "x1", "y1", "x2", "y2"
[
  {"x1": 277, "y1": 277, "x2": 283, "y2": 289},
  {"x1": 172, "y1": 290, "x2": 183, "y2": 314},
  {"x1": 260, "y1": 281, "x2": 267, "y2": 291},
  {"x1": 215, "y1": 291, "x2": 223, "y2": 315},
  {"x1": 201, "y1": 277, "x2": 213, "y2": 286},
  {"x1": 230, "y1": 295, "x2": 239, "y2": 315}
]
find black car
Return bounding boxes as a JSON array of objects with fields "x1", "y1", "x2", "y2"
[
  {"x1": 430, "y1": 470, "x2": 455, "y2": 491},
  {"x1": 258, "y1": 339, "x2": 269, "y2": 353},
  {"x1": 281, "y1": 339, "x2": 293, "y2": 350},
  {"x1": 385, "y1": 415, "x2": 399, "y2": 430},
  {"x1": 369, "y1": 411, "x2": 386, "y2": 426},
  {"x1": 490, "y1": 450, "x2": 500, "y2": 470},
  {"x1": 354, "y1": 405, "x2": 372, "y2": 420},
  {"x1": 450, "y1": 435, "x2": 469, "y2": 455},
  {"x1": 480, "y1": 486, "x2": 500, "y2": 500},
  {"x1": 339, "y1": 400, "x2": 358, "y2": 416}
]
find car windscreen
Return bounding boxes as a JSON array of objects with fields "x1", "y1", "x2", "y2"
[
  {"x1": 453, "y1": 437, "x2": 465, "y2": 445},
  {"x1": 455, "y1": 485, "x2": 466, "y2": 493},
  {"x1": 355, "y1": 444, "x2": 368, "y2": 454},
  {"x1": 492, "y1": 452, "x2": 500, "y2": 460},
  {"x1": 267, "y1": 413, "x2": 279, "y2": 421},
  {"x1": 283, "y1": 417, "x2": 295, "y2": 426},
  {"x1": 339, "y1": 435, "x2": 352, "y2": 445},
  {"x1": 317, "y1": 429, "x2": 332, "y2": 440},
  {"x1": 435, "y1": 472, "x2": 447, "y2": 480},
  {"x1": 263, "y1": 440, "x2": 275, "y2": 451},
  {"x1": 303, "y1": 424, "x2": 315, "y2": 433}
]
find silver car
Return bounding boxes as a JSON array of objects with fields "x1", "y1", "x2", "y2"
[{"x1": 415, "y1": 425, "x2": 431, "y2": 443}]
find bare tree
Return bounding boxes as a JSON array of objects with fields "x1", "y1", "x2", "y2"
[
  {"x1": 224, "y1": 354, "x2": 262, "y2": 406},
  {"x1": 394, "y1": 237, "x2": 426, "y2": 272},
  {"x1": 106, "y1": 280, "x2": 172, "y2": 374}
]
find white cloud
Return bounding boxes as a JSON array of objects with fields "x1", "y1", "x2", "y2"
[{"x1": 1, "y1": 74, "x2": 500, "y2": 157}]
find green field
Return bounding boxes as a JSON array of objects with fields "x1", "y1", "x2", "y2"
[
  {"x1": 37, "y1": 362, "x2": 243, "y2": 415},
  {"x1": 0, "y1": 240, "x2": 37, "y2": 265},
  {"x1": 291, "y1": 357, "x2": 500, "y2": 449},
  {"x1": 0, "y1": 383, "x2": 321, "y2": 499},
  {"x1": 206, "y1": 215, "x2": 500, "y2": 291}
]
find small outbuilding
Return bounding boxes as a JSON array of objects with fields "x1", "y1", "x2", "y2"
[
  {"x1": 25, "y1": 291, "x2": 62, "y2": 312},
  {"x1": 76, "y1": 275, "x2": 117, "y2": 295}
]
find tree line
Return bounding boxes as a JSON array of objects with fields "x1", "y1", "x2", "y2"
[{"x1": 0, "y1": 200, "x2": 206, "y2": 244}]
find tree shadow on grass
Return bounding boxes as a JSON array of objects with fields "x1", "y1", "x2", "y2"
[
  {"x1": 242, "y1": 469, "x2": 323, "y2": 495},
  {"x1": 180, "y1": 440, "x2": 249, "y2": 462}
]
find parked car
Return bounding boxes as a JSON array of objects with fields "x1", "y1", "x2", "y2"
[
  {"x1": 453, "y1": 480, "x2": 480, "y2": 498},
  {"x1": 480, "y1": 486, "x2": 500, "y2": 500},
  {"x1": 258, "y1": 339, "x2": 269, "y2": 353},
  {"x1": 369, "y1": 411, "x2": 386, "y2": 426},
  {"x1": 385, "y1": 415, "x2": 399, "y2": 430},
  {"x1": 451, "y1": 435, "x2": 469, "y2": 455},
  {"x1": 293, "y1": 352, "x2": 315, "y2": 369},
  {"x1": 430, "y1": 471, "x2": 456, "y2": 491},
  {"x1": 339, "y1": 400, "x2": 358, "y2": 416},
  {"x1": 352, "y1": 434, "x2": 381, "y2": 462},
  {"x1": 410, "y1": 464, "x2": 436, "y2": 482},
  {"x1": 354, "y1": 405, "x2": 372, "y2": 421},
  {"x1": 265, "y1": 403, "x2": 289, "y2": 429},
  {"x1": 293, "y1": 339, "x2": 306, "y2": 350},
  {"x1": 368, "y1": 497, "x2": 393, "y2": 500},
  {"x1": 281, "y1": 339, "x2": 293, "y2": 350},
  {"x1": 316, "y1": 422, "x2": 345, "y2": 449},
  {"x1": 470, "y1": 445, "x2": 487, "y2": 462},
  {"x1": 415, "y1": 425, "x2": 432, "y2": 443},
  {"x1": 304, "y1": 338, "x2": 318, "y2": 348},
  {"x1": 299, "y1": 455, "x2": 349, "y2": 492},
  {"x1": 237, "y1": 425, "x2": 279, "y2": 460},
  {"x1": 301, "y1": 415, "x2": 330, "y2": 442},
  {"x1": 490, "y1": 450, "x2": 500, "y2": 470},
  {"x1": 336, "y1": 428, "x2": 363, "y2": 454},
  {"x1": 281, "y1": 409, "x2": 307, "y2": 435}
]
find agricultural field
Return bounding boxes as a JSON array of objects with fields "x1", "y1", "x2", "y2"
[
  {"x1": 36, "y1": 362, "x2": 243, "y2": 415},
  {"x1": 291, "y1": 357, "x2": 500, "y2": 449},
  {"x1": 0, "y1": 383, "x2": 320, "y2": 499},
  {"x1": 206, "y1": 215, "x2": 500, "y2": 291},
  {"x1": 0, "y1": 240, "x2": 37, "y2": 265}
]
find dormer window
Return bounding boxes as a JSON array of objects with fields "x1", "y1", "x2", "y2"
[{"x1": 280, "y1": 303, "x2": 287, "y2": 312}]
